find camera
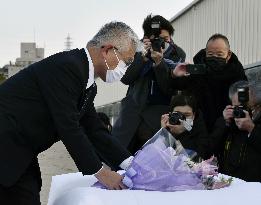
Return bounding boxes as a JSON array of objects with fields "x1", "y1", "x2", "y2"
[
  {"x1": 169, "y1": 111, "x2": 186, "y2": 125},
  {"x1": 233, "y1": 86, "x2": 249, "y2": 118},
  {"x1": 237, "y1": 87, "x2": 249, "y2": 104},
  {"x1": 233, "y1": 105, "x2": 246, "y2": 118},
  {"x1": 186, "y1": 64, "x2": 207, "y2": 75},
  {"x1": 149, "y1": 21, "x2": 165, "y2": 52}
]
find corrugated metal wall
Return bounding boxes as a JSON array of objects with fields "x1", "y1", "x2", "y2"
[
  {"x1": 171, "y1": 0, "x2": 261, "y2": 65},
  {"x1": 95, "y1": 0, "x2": 261, "y2": 107}
]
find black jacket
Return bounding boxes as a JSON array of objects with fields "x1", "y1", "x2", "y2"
[
  {"x1": 166, "y1": 49, "x2": 247, "y2": 132},
  {"x1": 211, "y1": 114, "x2": 261, "y2": 182},
  {"x1": 112, "y1": 43, "x2": 186, "y2": 148},
  {"x1": 0, "y1": 48, "x2": 130, "y2": 187},
  {"x1": 174, "y1": 112, "x2": 210, "y2": 160}
]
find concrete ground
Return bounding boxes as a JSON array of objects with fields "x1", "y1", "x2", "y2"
[{"x1": 38, "y1": 141, "x2": 78, "y2": 205}]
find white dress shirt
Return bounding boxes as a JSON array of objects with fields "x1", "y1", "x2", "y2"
[
  {"x1": 84, "y1": 48, "x2": 133, "y2": 173},
  {"x1": 84, "y1": 47, "x2": 94, "y2": 89}
]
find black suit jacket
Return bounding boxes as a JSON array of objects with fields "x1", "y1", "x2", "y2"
[{"x1": 0, "y1": 48, "x2": 130, "y2": 187}]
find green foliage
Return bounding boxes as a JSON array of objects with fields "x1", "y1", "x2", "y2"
[{"x1": 0, "y1": 73, "x2": 6, "y2": 84}]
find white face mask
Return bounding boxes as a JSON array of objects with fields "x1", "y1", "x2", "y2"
[
  {"x1": 181, "y1": 118, "x2": 194, "y2": 131},
  {"x1": 163, "y1": 42, "x2": 170, "y2": 53},
  {"x1": 104, "y1": 48, "x2": 128, "y2": 83}
]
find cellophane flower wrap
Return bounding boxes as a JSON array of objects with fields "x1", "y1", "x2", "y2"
[{"x1": 93, "y1": 128, "x2": 232, "y2": 191}]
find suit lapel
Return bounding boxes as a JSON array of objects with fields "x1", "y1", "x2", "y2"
[{"x1": 79, "y1": 83, "x2": 97, "y2": 118}]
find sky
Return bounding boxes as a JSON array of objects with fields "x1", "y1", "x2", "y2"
[{"x1": 0, "y1": 0, "x2": 194, "y2": 67}]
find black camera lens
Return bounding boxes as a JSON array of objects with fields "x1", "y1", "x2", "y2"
[
  {"x1": 151, "y1": 37, "x2": 165, "y2": 52},
  {"x1": 237, "y1": 87, "x2": 249, "y2": 104},
  {"x1": 169, "y1": 112, "x2": 186, "y2": 125},
  {"x1": 233, "y1": 106, "x2": 246, "y2": 118}
]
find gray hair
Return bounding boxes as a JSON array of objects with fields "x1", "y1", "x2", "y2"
[
  {"x1": 249, "y1": 80, "x2": 261, "y2": 106},
  {"x1": 88, "y1": 21, "x2": 144, "y2": 53},
  {"x1": 206, "y1": 33, "x2": 230, "y2": 50},
  {"x1": 228, "y1": 80, "x2": 249, "y2": 100}
]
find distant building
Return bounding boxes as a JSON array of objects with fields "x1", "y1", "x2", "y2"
[
  {"x1": 0, "y1": 66, "x2": 8, "y2": 79},
  {"x1": 64, "y1": 34, "x2": 73, "y2": 51},
  {"x1": 6, "y1": 42, "x2": 44, "y2": 78}
]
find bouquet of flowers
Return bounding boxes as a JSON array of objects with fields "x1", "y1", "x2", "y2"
[{"x1": 94, "y1": 128, "x2": 232, "y2": 191}]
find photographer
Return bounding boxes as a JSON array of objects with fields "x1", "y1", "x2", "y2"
[
  {"x1": 161, "y1": 94, "x2": 210, "y2": 160},
  {"x1": 167, "y1": 34, "x2": 247, "y2": 132},
  {"x1": 211, "y1": 80, "x2": 261, "y2": 182},
  {"x1": 112, "y1": 14, "x2": 186, "y2": 154}
]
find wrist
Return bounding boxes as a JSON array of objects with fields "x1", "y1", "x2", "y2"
[
  {"x1": 224, "y1": 119, "x2": 231, "y2": 126},
  {"x1": 171, "y1": 69, "x2": 177, "y2": 78},
  {"x1": 94, "y1": 166, "x2": 105, "y2": 178},
  {"x1": 153, "y1": 58, "x2": 162, "y2": 66},
  {"x1": 247, "y1": 123, "x2": 255, "y2": 133}
]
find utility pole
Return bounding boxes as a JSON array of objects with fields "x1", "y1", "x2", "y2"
[{"x1": 64, "y1": 34, "x2": 73, "y2": 51}]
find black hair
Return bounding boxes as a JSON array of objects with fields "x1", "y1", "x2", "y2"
[
  {"x1": 142, "y1": 14, "x2": 174, "y2": 37},
  {"x1": 206, "y1": 33, "x2": 230, "y2": 49},
  {"x1": 170, "y1": 94, "x2": 198, "y2": 113}
]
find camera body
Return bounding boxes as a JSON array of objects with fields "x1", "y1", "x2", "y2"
[
  {"x1": 233, "y1": 87, "x2": 249, "y2": 118},
  {"x1": 149, "y1": 21, "x2": 165, "y2": 52},
  {"x1": 169, "y1": 111, "x2": 186, "y2": 125},
  {"x1": 237, "y1": 87, "x2": 249, "y2": 104},
  {"x1": 186, "y1": 64, "x2": 207, "y2": 75},
  {"x1": 233, "y1": 105, "x2": 246, "y2": 118}
]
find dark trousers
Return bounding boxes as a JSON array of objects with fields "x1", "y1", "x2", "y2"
[
  {"x1": 0, "y1": 158, "x2": 42, "y2": 205},
  {"x1": 128, "y1": 119, "x2": 156, "y2": 154}
]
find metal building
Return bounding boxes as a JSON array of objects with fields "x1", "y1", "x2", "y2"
[
  {"x1": 95, "y1": 0, "x2": 261, "y2": 122},
  {"x1": 170, "y1": 0, "x2": 261, "y2": 65}
]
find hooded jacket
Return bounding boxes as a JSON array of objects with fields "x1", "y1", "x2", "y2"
[{"x1": 167, "y1": 49, "x2": 247, "y2": 132}]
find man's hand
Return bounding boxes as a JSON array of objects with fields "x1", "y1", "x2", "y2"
[
  {"x1": 171, "y1": 63, "x2": 189, "y2": 78},
  {"x1": 223, "y1": 105, "x2": 234, "y2": 125},
  {"x1": 150, "y1": 48, "x2": 163, "y2": 66},
  {"x1": 142, "y1": 38, "x2": 151, "y2": 61},
  {"x1": 94, "y1": 167, "x2": 126, "y2": 190},
  {"x1": 142, "y1": 38, "x2": 163, "y2": 65},
  {"x1": 161, "y1": 114, "x2": 169, "y2": 128},
  {"x1": 234, "y1": 110, "x2": 255, "y2": 133},
  {"x1": 143, "y1": 38, "x2": 151, "y2": 51},
  {"x1": 161, "y1": 114, "x2": 185, "y2": 135}
]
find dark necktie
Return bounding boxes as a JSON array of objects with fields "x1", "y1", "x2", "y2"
[{"x1": 79, "y1": 82, "x2": 97, "y2": 118}]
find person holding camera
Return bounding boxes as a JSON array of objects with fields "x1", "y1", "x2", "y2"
[
  {"x1": 210, "y1": 80, "x2": 261, "y2": 182},
  {"x1": 167, "y1": 34, "x2": 247, "y2": 132},
  {"x1": 112, "y1": 14, "x2": 186, "y2": 154},
  {"x1": 161, "y1": 94, "x2": 210, "y2": 160}
]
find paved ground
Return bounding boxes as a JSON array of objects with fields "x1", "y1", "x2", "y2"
[{"x1": 38, "y1": 141, "x2": 78, "y2": 205}]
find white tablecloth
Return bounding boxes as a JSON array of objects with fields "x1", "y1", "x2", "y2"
[{"x1": 48, "y1": 172, "x2": 261, "y2": 205}]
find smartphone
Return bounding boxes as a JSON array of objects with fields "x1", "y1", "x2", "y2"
[{"x1": 186, "y1": 64, "x2": 207, "y2": 75}]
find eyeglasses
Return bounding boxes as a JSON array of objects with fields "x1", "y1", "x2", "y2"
[{"x1": 113, "y1": 47, "x2": 134, "y2": 67}]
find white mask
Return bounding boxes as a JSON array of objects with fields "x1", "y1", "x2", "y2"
[
  {"x1": 163, "y1": 42, "x2": 170, "y2": 53},
  {"x1": 104, "y1": 48, "x2": 128, "y2": 83},
  {"x1": 181, "y1": 118, "x2": 194, "y2": 131}
]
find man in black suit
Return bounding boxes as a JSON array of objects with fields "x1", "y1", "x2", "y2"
[{"x1": 0, "y1": 21, "x2": 142, "y2": 204}]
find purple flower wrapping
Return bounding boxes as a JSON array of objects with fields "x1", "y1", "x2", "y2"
[
  {"x1": 122, "y1": 138, "x2": 204, "y2": 191},
  {"x1": 93, "y1": 128, "x2": 229, "y2": 191}
]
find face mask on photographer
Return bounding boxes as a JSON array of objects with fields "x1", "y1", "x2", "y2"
[
  {"x1": 181, "y1": 118, "x2": 193, "y2": 131},
  {"x1": 205, "y1": 38, "x2": 231, "y2": 72},
  {"x1": 104, "y1": 48, "x2": 128, "y2": 83},
  {"x1": 163, "y1": 42, "x2": 170, "y2": 53},
  {"x1": 205, "y1": 56, "x2": 227, "y2": 72}
]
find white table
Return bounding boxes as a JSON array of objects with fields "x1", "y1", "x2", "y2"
[{"x1": 48, "y1": 172, "x2": 261, "y2": 205}]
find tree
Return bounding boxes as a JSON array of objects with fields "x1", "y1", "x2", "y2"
[{"x1": 0, "y1": 73, "x2": 6, "y2": 84}]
